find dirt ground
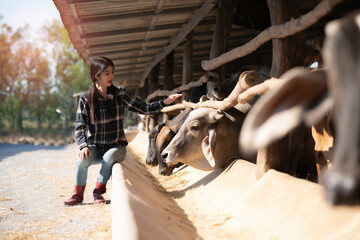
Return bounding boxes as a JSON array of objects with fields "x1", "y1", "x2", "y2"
[
  {"x1": 0, "y1": 143, "x2": 112, "y2": 240},
  {"x1": 2, "y1": 131, "x2": 360, "y2": 240},
  {"x1": 127, "y1": 131, "x2": 360, "y2": 240}
]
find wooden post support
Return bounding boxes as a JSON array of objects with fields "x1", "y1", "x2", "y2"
[
  {"x1": 255, "y1": 0, "x2": 306, "y2": 179},
  {"x1": 148, "y1": 63, "x2": 160, "y2": 93},
  {"x1": 267, "y1": 0, "x2": 306, "y2": 77},
  {"x1": 255, "y1": 136, "x2": 289, "y2": 179},
  {"x1": 163, "y1": 50, "x2": 175, "y2": 122},
  {"x1": 143, "y1": 78, "x2": 149, "y2": 100},
  {"x1": 207, "y1": 0, "x2": 235, "y2": 98},
  {"x1": 182, "y1": 32, "x2": 193, "y2": 101},
  {"x1": 164, "y1": 50, "x2": 175, "y2": 90},
  {"x1": 148, "y1": 63, "x2": 160, "y2": 128}
]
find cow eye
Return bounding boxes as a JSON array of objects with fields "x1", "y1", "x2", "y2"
[{"x1": 190, "y1": 125, "x2": 200, "y2": 131}]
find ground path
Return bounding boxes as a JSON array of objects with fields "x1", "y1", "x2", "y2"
[
  {"x1": 0, "y1": 143, "x2": 112, "y2": 239},
  {"x1": 2, "y1": 131, "x2": 360, "y2": 240}
]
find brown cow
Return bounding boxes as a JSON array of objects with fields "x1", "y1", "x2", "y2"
[
  {"x1": 155, "y1": 125, "x2": 183, "y2": 175},
  {"x1": 146, "y1": 108, "x2": 192, "y2": 175},
  {"x1": 145, "y1": 123, "x2": 165, "y2": 166}
]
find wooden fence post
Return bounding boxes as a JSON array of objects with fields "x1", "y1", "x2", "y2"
[{"x1": 182, "y1": 32, "x2": 193, "y2": 101}]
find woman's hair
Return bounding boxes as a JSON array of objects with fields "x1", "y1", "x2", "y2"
[{"x1": 87, "y1": 56, "x2": 116, "y2": 123}]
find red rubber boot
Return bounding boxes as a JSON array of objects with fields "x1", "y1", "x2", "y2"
[
  {"x1": 93, "y1": 179, "x2": 106, "y2": 204},
  {"x1": 64, "y1": 185, "x2": 86, "y2": 206}
]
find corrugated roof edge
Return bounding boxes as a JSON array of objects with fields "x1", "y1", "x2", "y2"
[{"x1": 52, "y1": 0, "x2": 90, "y2": 66}]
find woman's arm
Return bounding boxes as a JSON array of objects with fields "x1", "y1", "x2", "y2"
[
  {"x1": 122, "y1": 88, "x2": 181, "y2": 114},
  {"x1": 74, "y1": 95, "x2": 91, "y2": 151}
]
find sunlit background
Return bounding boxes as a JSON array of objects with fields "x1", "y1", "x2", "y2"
[
  {"x1": 0, "y1": 0, "x2": 60, "y2": 36},
  {"x1": 0, "y1": 0, "x2": 91, "y2": 144}
]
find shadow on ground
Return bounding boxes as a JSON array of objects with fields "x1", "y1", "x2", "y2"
[{"x1": 0, "y1": 143, "x2": 67, "y2": 162}]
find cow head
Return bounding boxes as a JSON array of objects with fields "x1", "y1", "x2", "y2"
[
  {"x1": 321, "y1": 12, "x2": 360, "y2": 205},
  {"x1": 162, "y1": 108, "x2": 228, "y2": 171},
  {"x1": 156, "y1": 125, "x2": 178, "y2": 176},
  {"x1": 145, "y1": 123, "x2": 165, "y2": 166}
]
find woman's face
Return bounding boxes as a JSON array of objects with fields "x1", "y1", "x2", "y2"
[{"x1": 97, "y1": 65, "x2": 114, "y2": 88}]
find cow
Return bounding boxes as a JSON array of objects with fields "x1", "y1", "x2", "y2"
[
  {"x1": 322, "y1": 11, "x2": 360, "y2": 204},
  {"x1": 162, "y1": 107, "x2": 256, "y2": 171},
  {"x1": 155, "y1": 125, "x2": 183, "y2": 175},
  {"x1": 155, "y1": 108, "x2": 192, "y2": 175},
  {"x1": 145, "y1": 108, "x2": 192, "y2": 174},
  {"x1": 145, "y1": 123, "x2": 165, "y2": 166},
  {"x1": 239, "y1": 11, "x2": 360, "y2": 205}
]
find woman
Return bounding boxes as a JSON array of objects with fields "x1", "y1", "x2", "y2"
[{"x1": 64, "y1": 56, "x2": 181, "y2": 206}]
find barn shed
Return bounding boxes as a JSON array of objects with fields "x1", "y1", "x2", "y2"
[
  {"x1": 53, "y1": 0, "x2": 358, "y2": 100},
  {"x1": 54, "y1": 0, "x2": 360, "y2": 239}
]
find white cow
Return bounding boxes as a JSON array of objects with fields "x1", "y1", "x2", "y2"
[{"x1": 162, "y1": 107, "x2": 255, "y2": 171}]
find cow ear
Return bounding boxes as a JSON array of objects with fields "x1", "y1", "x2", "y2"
[
  {"x1": 240, "y1": 68, "x2": 333, "y2": 152},
  {"x1": 202, "y1": 126, "x2": 217, "y2": 168}
]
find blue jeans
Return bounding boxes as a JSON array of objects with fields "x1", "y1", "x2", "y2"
[{"x1": 75, "y1": 146, "x2": 127, "y2": 186}]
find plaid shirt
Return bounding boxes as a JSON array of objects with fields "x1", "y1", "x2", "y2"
[{"x1": 75, "y1": 86, "x2": 165, "y2": 152}]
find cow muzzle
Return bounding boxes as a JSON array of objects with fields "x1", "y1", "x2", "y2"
[{"x1": 161, "y1": 150, "x2": 176, "y2": 166}]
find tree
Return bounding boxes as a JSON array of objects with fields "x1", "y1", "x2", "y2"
[
  {"x1": 0, "y1": 19, "x2": 28, "y2": 131},
  {"x1": 0, "y1": 17, "x2": 89, "y2": 134},
  {"x1": 0, "y1": 16, "x2": 53, "y2": 132},
  {"x1": 43, "y1": 20, "x2": 90, "y2": 130}
]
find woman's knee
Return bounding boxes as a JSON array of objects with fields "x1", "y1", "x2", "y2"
[
  {"x1": 76, "y1": 156, "x2": 92, "y2": 168},
  {"x1": 76, "y1": 147, "x2": 98, "y2": 168},
  {"x1": 103, "y1": 147, "x2": 127, "y2": 165}
]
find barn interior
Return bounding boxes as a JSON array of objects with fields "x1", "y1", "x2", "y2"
[
  {"x1": 54, "y1": 0, "x2": 359, "y2": 98},
  {"x1": 53, "y1": 0, "x2": 360, "y2": 239}
]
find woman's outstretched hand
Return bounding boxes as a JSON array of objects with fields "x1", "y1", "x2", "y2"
[{"x1": 163, "y1": 93, "x2": 182, "y2": 105}]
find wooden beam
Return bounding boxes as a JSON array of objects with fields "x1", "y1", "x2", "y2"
[
  {"x1": 88, "y1": 30, "x2": 251, "y2": 58},
  {"x1": 201, "y1": 0, "x2": 345, "y2": 71},
  {"x1": 114, "y1": 62, "x2": 148, "y2": 68},
  {"x1": 80, "y1": 22, "x2": 184, "y2": 39},
  {"x1": 67, "y1": 0, "x2": 99, "y2": 4},
  {"x1": 115, "y1": 67, "x2": 145, "y2": 74},
  {"x1": 114, "y1": 73, "x2": 142, "y2": 81},
  {"x1": 81, "y1": 18, "x2": 214, "y2": 39},
  {"x1": 147, "y1": 74, "x2": 209, "y2": 102},
  {"x1": 139, "y1": 0, "x2": 218, "y2": 87},
  {"x1": 85, "y1": 36, "x2": 170, "y2": 50},
  {"x1": 88, "y1": 45, "x2": 160, "y2": 57},
  {"x1": 111, "y1": 54, "x2": 155, "y2": 62},
  {"x1": 75, "y1": 7, "x2": 198, "y2": 24},
  {"x1": 69, "y1": 4, "x2": 88, "y2": 59}
]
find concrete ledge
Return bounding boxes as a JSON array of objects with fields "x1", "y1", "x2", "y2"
[
  {"x1": 111, "y1": 131, "x2": 198, "y2": 240},
  {"x1": 111, "y1": 163, "x2": 138, "y2": 240}
]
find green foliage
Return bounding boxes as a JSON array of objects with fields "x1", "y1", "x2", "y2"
[
  {"x1": 0, "y1": 16, "x2": 90, "y2": 136},
  {"x1": 43, "y1": 20, "x2": 90, "y2": 129}
]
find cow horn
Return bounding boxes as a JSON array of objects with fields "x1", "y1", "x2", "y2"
[{"x1": 209, "y1": 109, "x2": 224, "y2": 122}]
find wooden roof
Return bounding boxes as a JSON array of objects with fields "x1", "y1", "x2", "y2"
[{"x1": 53, "y1": 0, "x2": 358, "y2": 91}]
